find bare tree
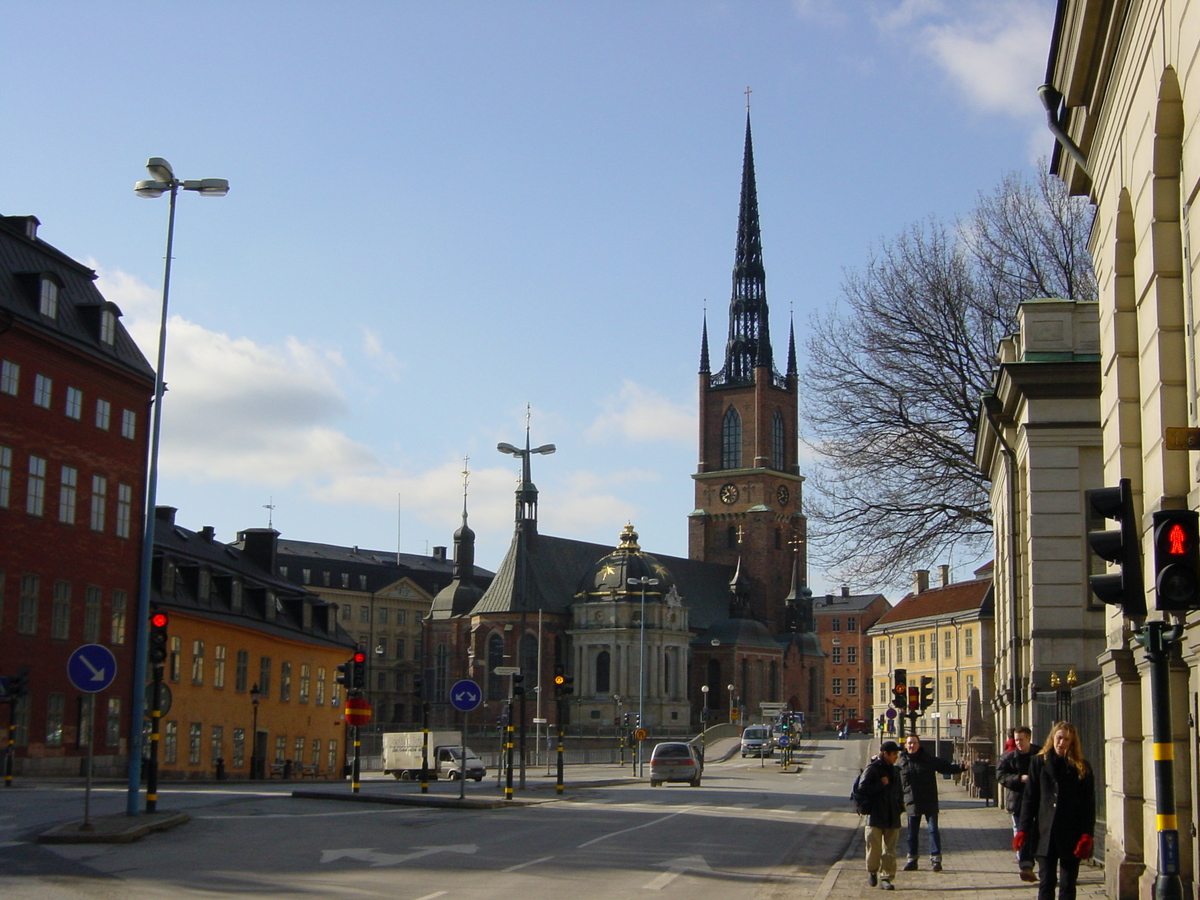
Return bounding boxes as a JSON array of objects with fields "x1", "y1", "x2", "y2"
[{"x1": 803, "y1": 168, "x2": 1095, "y2": 589}]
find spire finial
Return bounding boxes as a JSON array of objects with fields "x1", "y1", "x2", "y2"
[
  {"x1": 461, "y1": 456, "x2": 470, "y2": 515},
  {"x1": 744, "y1": 85, "x2": 752, "y2": 112},
  {"x1": 263, "y1": 496, "x2": 275, "y2": 529}
]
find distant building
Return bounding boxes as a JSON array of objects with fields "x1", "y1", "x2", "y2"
[
  {"x1": 0, "y1": 214, "x2": 154, "y2": 777},
  {"x1": 811, "y1": 587, "x2": 891, "y2": 730}
]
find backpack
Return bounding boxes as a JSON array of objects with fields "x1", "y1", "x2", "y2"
[{"x1": 850, "y1": 768, "x2": 872, "y2": 815}]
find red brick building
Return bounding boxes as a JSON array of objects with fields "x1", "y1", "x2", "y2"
[
  {"x1": 0, "y1": 214, "x2": 155, "y2": 776},
  {"x1": 811, "y1": 587, "x2": 891, "y2": 730}
]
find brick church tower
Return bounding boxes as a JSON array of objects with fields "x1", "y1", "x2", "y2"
[{"x1": 688, "y1": 111, "x2": 807, "y2": 633}]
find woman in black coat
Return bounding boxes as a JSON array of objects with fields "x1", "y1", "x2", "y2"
[{"x1": 1016, "y1": 722, "x2": 1096, "y2": 900}]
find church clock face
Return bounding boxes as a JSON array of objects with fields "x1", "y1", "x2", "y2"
[
  {"x1": 719, "y1": 483, "x2": 739, "y2": 505},
  {"x1": 777, "y1": 485, "x2": 790, "y2": 506}
]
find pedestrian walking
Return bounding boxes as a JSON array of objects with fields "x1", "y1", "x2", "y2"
[
  {"x1": 861, "y1": 739, "x2": 904, "y2": 890},
  {"x1": 997, "y1": 725, "x2": 1041, "y2": 882},
  {"x1": 897, "y1": 733, "x2": 963, "y2": 871},
  {"x1": 1015, "y1": 722, "x2": 1095, "y2": 900}
]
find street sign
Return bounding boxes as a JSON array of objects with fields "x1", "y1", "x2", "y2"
[
  {"x1": 731, "y1": 708, "x2": 740, "y2": 721},
  {"x1": 759, "y1": 702, "x2": 785, "y2": 712},
  {"x1": 143, "y1": 681, "x2": 173, "y2": 718},
  {"x1": 885, "y1": 708, "x2": 897, "y2": 719},
  {"x1": 493, "y1": 666, "x2": 521, "y2": 676},
  {"x1": 345, "y1": 696, "x2": 372, "y2": 726},
  {"x1": 634, "y1": 728, "x2": 647, "y2": 741},
  {"x1": 449, "y1": 679, "x2": 482, "y2": 712},
  {"x1": 67, "y1": 644, "x2": 117, "y2": 693}
]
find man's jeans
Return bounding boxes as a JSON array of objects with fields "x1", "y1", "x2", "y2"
[{"x1": 906, "y1": 812, "x2": 941, "y2": 861}]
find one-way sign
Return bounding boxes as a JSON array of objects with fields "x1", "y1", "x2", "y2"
[
  {"x1": 67, "y1": 644, "x2": 117, "y2": 693},
  {"x1": 449, "y1": 679, "x2": 482, "y2": 711}
]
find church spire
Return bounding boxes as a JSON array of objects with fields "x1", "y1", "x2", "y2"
[
  {"x1": 722, "y1": 109, "x2": 772, "y2": 383},
  {"x1": 786, "y1": 311, "x2": 797, "y2": 377},
  {"x1": 699, "y1": 308, "x2": 710, "y2": 374}
]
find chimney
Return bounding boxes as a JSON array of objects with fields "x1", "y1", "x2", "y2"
[
  {"x1": 200, "y1": 526, "x2": 215, "y2": 542},
  {"x1": 841, "y1": 585, "x2": 850, "y2": 598},
  {"x1": 939, "y1": 564, "x2": 951, "y2": 587},
  {"x1": 913, "y1": 569, "x2": 930, "y2": 594},
  {"x1": 239, "y1": 528, "x2": 279, "y2": 575},
  {"x1": 155, "y1": 506, "x2": 177, "y2": 526},
  {"x1": 433, "y1": 546, "x2": 447, "y2": 562}
]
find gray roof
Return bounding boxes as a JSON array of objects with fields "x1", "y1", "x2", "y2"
[{"x1": 811, "y1": 592, "x2": 889, "y2": 614}]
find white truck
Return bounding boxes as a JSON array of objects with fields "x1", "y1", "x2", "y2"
[{"x1": 382, "y1": 731, "x2": 487, "y2": 781}]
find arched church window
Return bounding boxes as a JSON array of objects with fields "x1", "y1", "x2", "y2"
[
  {"x1": 769, "y1": 661, "x2": 778, "y2": 702},
  {"x1": 487, "y1": 633, "x2": 505, "y2": 700},
  {"x1": 722, "y1": 407, "x2": 741, "y2": 469},
  {"x1": 771, "y1": 410, "x2": 786, "y2": 470},
  {"x1": 435, "y1": 643, "x2": 448, "y2": 701},
  {"x1": 596, "y1": 650, "x2": 611, "y2": 694}
]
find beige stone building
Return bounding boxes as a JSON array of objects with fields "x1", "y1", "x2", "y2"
[
  {"x1": 975, "y1": 298, "x2": 1107, "y2": 740},
  {"x1": 1046, "y1": 2, "x2": 1200, "y2": 895}
]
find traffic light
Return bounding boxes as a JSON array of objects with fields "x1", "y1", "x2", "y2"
[
  {"x1": 335, "y1": 660, "x2": 351, "y2": 686},
  {"x1": 561, "y1": 674, "x2": 574, "y2": 696},
  {"x1": 149, "y1": 611, "x2": 169, "y2": 664},
  {"x1": 553, "y1": 663, "x2": 565, "y2": 698},
  {"x1": 1086, "y1": 478, "x2": 1147, "y2": 618},
  {"x1": 1153, "y1": 509, "x2": 1200, "y2": 611},
  {"x1": 919, "y1": 676, "x2": 935, "y2": 711},
  {"x1": 512, "y1": 673, "x2": 525, "y2": 696},
  {"x1": 351, "y1": 650, "x2": 366, "y2": 689},
  {"x1": 892, "y1": 669, "x2": 907, "y2": 711},
  {"x1": 907, "y1": 685, "x2": 919, "y2": 711}
]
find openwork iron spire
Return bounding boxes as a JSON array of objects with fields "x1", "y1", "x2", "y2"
[{"x1": 721, "y1": 111, "x2": 773, "y2": 384}]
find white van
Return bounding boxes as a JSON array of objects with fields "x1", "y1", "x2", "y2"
[{"x1": 740, "y1": 725, "x2": 773, "y2": 758}]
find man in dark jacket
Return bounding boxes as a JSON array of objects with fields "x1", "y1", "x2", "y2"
[
  {"x1": 861, "y1": 740, "x2": 904, "y2": 890},
  {"x1": 897, "y1": 734, "x2": 963, "y2": 871},
  {"x1": 997, "y1": 726, "x2": 1040, "y2": 881}
]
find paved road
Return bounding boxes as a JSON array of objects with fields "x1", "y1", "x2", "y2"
[{"x1": 1, "y1": 735, "x2": 872, "y2": 900}]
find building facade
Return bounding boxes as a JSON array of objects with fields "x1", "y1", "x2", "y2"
[
  {"x1": 0, "y1": 214, "x2": 154, "y2": 777},
  {"x1": 811, "y1": 588, "x2": 890, "y2": 730}
]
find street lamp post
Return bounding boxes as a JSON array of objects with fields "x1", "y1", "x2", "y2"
[
  {"x1": 127, "y1": 158, "x2": 228, "y2": 815},
  {"x1": 628, "y1": 576, "x2": 658, "y2": 777},
  {"x1": 249, "y1": 683, "x2": 261, "y2": 779},
  {"x1": 613, "y1": 694, "x2": 623, "y2": 765},
  {"x1": 728, "y1": 683, "x2": 737, "y2": 725},
  {"x1": 700, "y1": 684, "x2": 710, "y2": 755}
]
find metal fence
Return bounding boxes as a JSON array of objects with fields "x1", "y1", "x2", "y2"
[{"x1": 1034, "y1": 675, "x2": 1105, "y2": 826}]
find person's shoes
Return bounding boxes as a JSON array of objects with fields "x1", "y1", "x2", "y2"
[
  {"x1": 903, "y1": 859, "x2": 918, "y2": 871},
  {"x1": 880, "y1": 880, "x2": 895, "y2": 890},
  {"x1": 1020, "y1": 868, "x2": 1037, "y2": 883},
  {"x1": 868, "y1": 873, "x2": 878, "y2": 887},
  {"x1": 932, "y1": 860, "x2": 943, "y2": 872}
]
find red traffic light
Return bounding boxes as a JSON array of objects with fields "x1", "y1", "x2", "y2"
[
  {"x1": 352, "y1": 651, "x2": 366, "y2": 664},
  {"x1": 1166, "y1": 523, "x2": 1188, "y2": 555},
  {"x1": 150, "y1": 612, "x2": 168, "y2": 628}
]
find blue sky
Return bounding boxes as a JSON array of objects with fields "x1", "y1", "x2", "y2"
[{"x1": 2, "y1": 0, "x2": 1057, "y2": 594}]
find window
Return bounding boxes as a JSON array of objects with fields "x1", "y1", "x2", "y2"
[
  {"x1": 100, "y1": 309, "x2": 116, "y2": 345},
  {"x1": 213, "y1": 645, "x2": 226, "y2": 689},
  {"x1": 46, "y1": 694, "x2": 65, "y2": 747},
  {"x1": 64, "y1": 386, "x2": 84, "y2": 420},
  {"x1": 376, "y1": 671, "x2": 386, "y2": 690},
  {"x1": 378, "y1": 608, "x2": 388, "y2": 624},
  {"x1": 908, "y1": 635, "x2": 916, "y2": 660},
  {"x1": 847, "y1": 646, "x2": 857, "y2": 665},
  {"x1": 280, "y1": 662, "x2": 292, "y2": 702},
  {"x1": 259, "y1": 657, "x2": 272, "y2": 696},
  {"x1": 831, "y1": 647, "x2": 842, "y2": 664},
  {"x1": 595, "y1": 650, "x2": 611, "y2": 694},
  {"x1": 944, "y1": 677, "x2": 953, "y2": 700},
  {"x1": 966, "y1": 673, "x2": 975, "y2": 693},
  {"x1": 0, "y1": 360, "x2": 18, "y2": 396},
  {"x1": 95, "y1": 399, "x2": 111, "y2": 430},
  {"x1": 116, "y1": 483, "x2": 132, "y2": 537},
  {"x1": 299, "y1": 664, "x2": 310, "y2": 703},
  {"x1": 965, "y1": 628, "x2": 974, "y2": 657},
  {"x1": 235, "y1": 649, "x2": 248, "y2": 692},
  {"x1": 847, "y1": 617, "x2": 857, "y2": 632},
  {"x1": 231, "y1": 579, "x2": 243, "y2": 612},
  {"x1": 0, "y1": 444, "x2": 11, "y2": 507},
  {"x1": 39, "y1": 279, "x2": 58, "y2": 318},
  {"x1": 831, "y1": 618, "x2": 841, "y2": 632},
  {"x1": 878, "y1": 641, "x2": 886, "y2": 669},
  {"x1": 274, "y1": 735, "x2": 286, "y2": 764},
  {"x1": 18, "y1": 574, "x2": 39, "y2": 634},
  {"x1": 169, "y1": 636, "x2": 182, "y2": 682},
  {"x1": 110, "y1": 590, "x2": 127, "y2": 644},
  {"x1": 831, "y1": 678, "x2": 842, "y2": 696},
  {"x1": 771, "y1": 410, "x2": 786, "y2": 470},
  {"x1": 316, "y1": 667, "x2": 326, "y2": 706},
  {"x1": 33, "y1": 374, "x2": 52, "y2": 409},
  {"x1": 930, "y1": 634, "x2": 938, "y2": 659},
  {"x1": 302, "y1": 568, "x2": 312, "y2": 585},
  {"x1": 27, "y1": 455, "x2": 46, "y2": 516},
  {"x1": 90, "y1": 475, "x2": 107, "y2": 531},
  {"x1": 311, "y1": 738, "x2": 321, "y2": 768},
  {"x1": 293, "y1": 736, "x2": 305, "y2": 764},
  {"x1": 340, "y1": 603, "x2": 351, "y2": 620},
  {"x1": 84, "y1": 586, "x2": 102, "y2": 642},
  {"x1": 880, "y1": 681, "x2": 888, "y2": 703},
  {"x1": 120, "y1": 409, "x2": 136, "y2": 440},
  {"x1": 106, "y1": 698, "x2": 122, "y2": 748},
  {"x1": 164, "y1": 721, "x2": 178, "y2": 764},
  {"x1": 191, "y1": 640, "x2": 205, "y2": 686},
  {"x1": 944, "y1": 632, "x2": 952, "y2": 659},
  {"x1": 189, "y1": 723, "x2": 202, "y2": 765},
  {"x1": 327, "y1": 739, "x2": 338, "y2": 775},
  {"x1": 198, "y1": 569, "x2": 210, "y2": 601},
  {"x1": 58, "y1": 465, "x2": 77, "y2": 524},
  {"x1": 395, "y1": 638, "x2": 405, "y2": 659},
  {"x1": 396, "y1": 610, "x2": 406, "y2": 625},
  {"x1": 721, "y1": 407, "x2": 742, "y2": 469},
  {"x1": 359, "y1": 606, "x2": 370, "y2": 623},
  {"x1": 895, "y1": 640, "x2": 903, "y2": 664},
  {"x1": 919, "y1": 634, "x2": 926, "y2": 661},
  {"x1": 340, "y1": 572, "x2": 349, "y2": 588},
  {"x1": 847, "y1": 678, "x2": 857, "y2": 695},
  {"x1": 359, "y1": 574, "x2": 367, "y2": 590},
  {"x1": 211, "y1": 726, "x2": 224, "y2": 766},
  {"x1": 51, "y1": 581, "x2": 71, "y2": 639},
  {"x1": 232, "y1": 728, "x2": 245, "y2": 770}
]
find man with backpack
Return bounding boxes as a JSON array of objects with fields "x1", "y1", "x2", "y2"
[{"x1": 856, "y1": 739, "x2": 904, "y2": 890}]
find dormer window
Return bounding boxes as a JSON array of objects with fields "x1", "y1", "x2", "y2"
[
  {"x1": 39, "y1": 278, "x2": 58, "y2": 318},
  {"x1": 100, "y1": 309, "x2": 116, "y2": 345}
]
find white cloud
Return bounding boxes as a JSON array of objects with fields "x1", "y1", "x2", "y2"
[
  {"x1": 585, "y1": 380, "x2": 694, "y2": 443},
  {"x1": 362, "y1": 326, "x2": 403, "y2": 381}
]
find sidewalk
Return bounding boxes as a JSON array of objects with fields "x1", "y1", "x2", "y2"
[{"x1": 815, "y1": 800, "x2": 1106, "y2": 900}]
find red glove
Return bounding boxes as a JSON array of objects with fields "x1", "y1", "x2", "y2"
[
  {"x1": 1074, "y1": 835, "x2": 1093, "y2": 859},
  {"x1": 1013, "y1": 832, "x2": 1026, "y2": 852}
]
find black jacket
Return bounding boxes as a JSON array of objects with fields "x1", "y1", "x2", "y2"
[
  {"x1": 1017, "y1": 752, "x2": 1096, "y2": 858},
  {"x1": 897, "y1": 746, "x2": 962, "y2": 815},
  {"x1": 996, "y1": 743, "x2": 1041, "y2": 815},
  {"x1": 861, "y1": 755, "x2": 904, "y2": 829}
]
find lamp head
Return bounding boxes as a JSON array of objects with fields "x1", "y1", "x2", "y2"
[
  {"x1": 497, "y1": 442, "x2": 520, "y2": 455},
  {"x1": 145, "y1": 157, "x2": 175, "y2": 183},
  {"x1": 134, "y1": 180, "x2": 169, "y2": 199},
  {"x1": 531, "y1": 444, "x2": 556, "y2": 455},
  {"x1": 183, "y1": 178, "x2": 230, "y2": 197}
]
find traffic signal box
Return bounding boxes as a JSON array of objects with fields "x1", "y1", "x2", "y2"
[
  {"x1": 892, "y1": 669, "x2": 907, "y2": 710},
  {"x1": 919, "y1": 676, "x2": 935, "y2": 711},
  {"x1": 552, "y1": 664, "x2": 574, "y2": 698},
  {"x1": 513, "y1": 674, "x2": 525, "y2": 696},
  {"x1": 351, "y1": 650, "x2": 366, "y2": 689},
  {"x1": 1086, "y1": 478, "x2": 1147, "y2": 619},
  {"x1": 1153, "y1": 509, "x2": 1200, "y2": 611},
  {"x1": 149, "y1": 611, "x2": 169, "y2": 664}
]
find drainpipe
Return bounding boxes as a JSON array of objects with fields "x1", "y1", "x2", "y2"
[
  {"x1": 983, "y1": 399, "x2": 1022, "y2": 728},
  {"x1": 1037, "y1": 84, "x2": 1089, "y2": 176}
]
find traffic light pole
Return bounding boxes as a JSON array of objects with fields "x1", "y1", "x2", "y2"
[
  {"x1": 420, "y1": 698, "x2": 430, "y2": 794},
  {"x1": 1139, "y1": 621, "x2": 1185, "y2": 900},
  {"x1": 555, "y1": 697, "x2": 564, "y2": 796},
  {"x1": 504, "y1": 698, "x2": 515, "y2": 802},
  {"x1": 146, "y1": 664, "x2": 163, "y2": 812}
]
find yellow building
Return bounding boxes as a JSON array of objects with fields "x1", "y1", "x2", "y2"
[{"x1": 867, "y1": 567, "x2": 994, "y2": 744}]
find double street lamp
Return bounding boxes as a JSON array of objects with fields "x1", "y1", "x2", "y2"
[
  {"x1": 628, "y1": 575, "x2": 658, "y2": 777},
  {"x1": 126, "y1": 158, "x2": 228, "y2": 814},
  {"x1": 249, "y1": 683, "x2": 262, "y2": 779}
]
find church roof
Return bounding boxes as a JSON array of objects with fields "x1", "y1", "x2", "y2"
[{"x1": 695, "y1": 615, "x2": 779, "y2": 650}]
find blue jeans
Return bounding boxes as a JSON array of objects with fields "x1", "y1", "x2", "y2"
[{"x1": 906, "y1": 812, "x2": 942, "y2": 861}]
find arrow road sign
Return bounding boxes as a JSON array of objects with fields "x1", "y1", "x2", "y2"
[
  {"x1": 67, "y1": 644, "x2": 117, "y2": 693},
  {"x1": 449, "y1": 679, "x2": 482, "y2": 712},
  {"x1": 321, "y1": 845, "x2": 478, "y2": 867}
]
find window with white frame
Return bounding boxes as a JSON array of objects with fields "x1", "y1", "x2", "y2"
[
  {"x1": 965, "y1": 628, "x2": 974, "y2": 657},
  {"x1": 116, "y1": 483, "x2": 132, "y2": 538},
  {"x1": 847, "y1": 678, "x2": 857, "y2": 695},
  {"x1": 110, "y1": 590, "x2": 127, "y2": 644},
  {"x1": 84, "y1": 585, "x2": 102, "y2": 642},
  {"x1": 100, "y1": 309, "x2": 116, "y2": 344},
  {"x1": 0, "y1": 444, "x2": 11, "y2": 507},
  {"x1": 0, "y1": 360, "x2": 18, "y2": 396},
  {"x1": 191, "y1": 640, "x2": 205, "y2": 686},
  {"x1": 831, "y1": 678, "x2": 842, "y2": 696},
  {"x1": 120, "y1": 409, "x2": 136, "y2": 440},
  {"x1": 39, "y1": 279, "x2": 58, "y2": 318},
  {"x1": 90, "y1": 475, "x2": 107, "y2": 531},
  {"x1": 95, "y1": 398, "x2": 111, "y2": 430},
  {"x1": 27, "y1": 455, "x2": 46, "y2": 516},
  {"x1": 213, "y1": 645, "x2": 226, "y2": 689},
  {"x1": 65, "y1": 387, "x2": 83, "y2": 420},
  {"x1": 58, "y1": 465, "x2": 77, "y2": 524},
  {"x1": 33, "y1": 374, "x2": 52, "y2": 409},
  {"x1": 18, "y1": 574, "x2": 39, "y2": 634}
]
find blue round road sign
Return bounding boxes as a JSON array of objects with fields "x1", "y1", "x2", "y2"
[
  {"x1": 449, "y1": 679, "x2": 482, "y2": 712},
  {"x1": 67, "y1": 644, "x2": 117, "y2": 693}
]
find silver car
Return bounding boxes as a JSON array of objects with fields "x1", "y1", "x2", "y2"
[{"x1": 649, "y1": 741, "x2": 703, "y2": 787}]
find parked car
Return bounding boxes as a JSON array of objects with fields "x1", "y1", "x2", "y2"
[
  {"x1": 740, "y1": 725, "x2": 773, "y2": 757},
  {"x1": 843, "y1": 719, "x2": 870, "y2": 735},
  {"x1": 649, "y1": 741, "x2": 703, "y2": 786}
]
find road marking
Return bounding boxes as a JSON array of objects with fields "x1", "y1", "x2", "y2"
[
  {"x1": 503, "y1": 855, "x2": 553, "y2": 872},
  {"x1": 321, "y1": 845, "x2": 478, "y2": 867},
  {"x1": 643, "y1": 856, "x2": 711, "y2": 891},
  {"x1": 201, "y1": 807, "x2": 421, "y2": 820},
  {"x1": 577, "y1": 810, "x2": 687, "y2": 848},
  {"x1": 414, "y1": 893, "x2": 447, "y2": 900}
]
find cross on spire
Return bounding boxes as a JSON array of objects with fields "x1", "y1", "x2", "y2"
[{"x1": 744, "y1": 85, "x2": 752, "y2": 111}]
